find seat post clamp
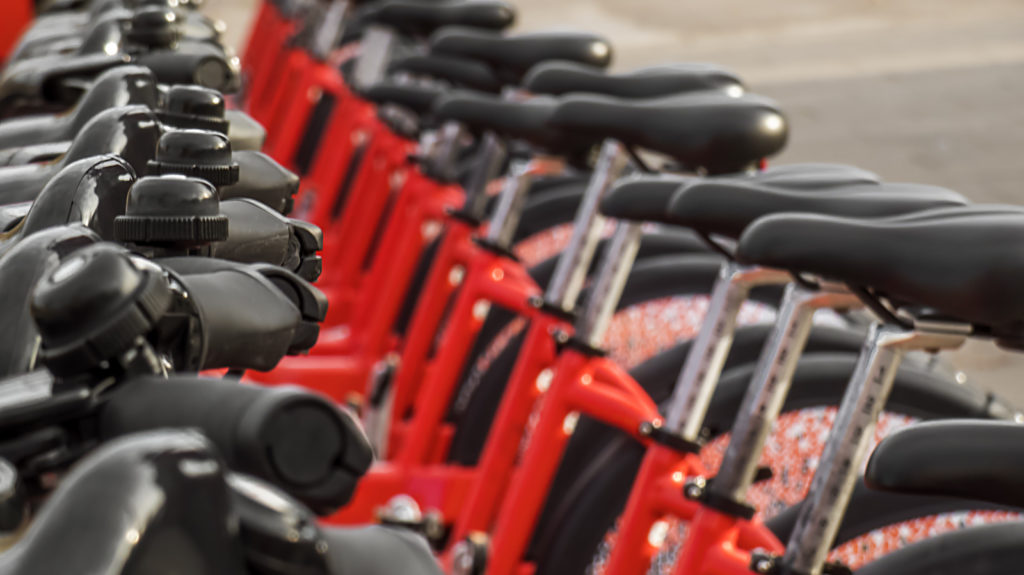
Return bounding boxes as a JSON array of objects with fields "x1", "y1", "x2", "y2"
[
  {"x1": 556, "y1": 334, "x2": 607, "y2": 358},
  {"x1": 637, "y1": 420, "x2": 702, "y2": 454},
  {"x1": 680, "y1": 473, "x2": 757, "y2": 520},
  {"x1": 471, "y1": 236, "x2": 519, "y2": 262},
  {"x1": 529, "y1": 297, "x2": 577, "y2": 322}
]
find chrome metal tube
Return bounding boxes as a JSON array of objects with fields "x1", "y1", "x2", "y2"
[
  {"x1": 710, "y1": 284, "x2": 862, "y2": 502},
  {"x1": 485, "y1": 159, "x2": 534, "y2": 248},
  {"x1": 426, "y1": 121, "x2": 466, "y2": 183},
  {"x1": 544, "y1": 140, "x2": 629, "y2": 312},
  {"x1": 782, "y1": 323, "x2": 968, "y2": 575},
  {"x1": 461, "y1": 132, "x2": 507, "y2": 221},
  {"x1": 310, "y1": 0, "x2": 349, "y2": 61},
  {"x1": 663, "y1": 263, "x2": 792, "y2": 440},
  {"x1": 575, "y1": 222, "x2": 644, "y2": 347},
  {"x1": 351, "y1": 26, "x2": 396, "y2": 91}
]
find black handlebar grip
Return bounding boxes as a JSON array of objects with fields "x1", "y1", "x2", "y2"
[
  {"x1": 98, "y1": 374, "x2": 374, "y2": 514},
  {"x1": 214, "y1": 198, "x2": 292, "y2": 265},
  {"x1": 176, "y1": 266, "x2": 301, "y2": 371},
  {"x1": 224, "y1": 111, "x2": 267, "y2": 152},
  {"x1": 322, "y1": 525, "x2": 444, "y2": 575},
  {"x1": 215, "y1": 198, "x2": 323, "y2": 282},
  {"x1": 220, "y1": 151, "x2": 299, "y2": 214}
]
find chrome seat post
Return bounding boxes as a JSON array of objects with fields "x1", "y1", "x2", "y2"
[
  {"x1": 544, "y1": 139, "x2": 630, "y2": 313},
  {"x1": 708, "y1": 282, "x2": 863, "y2": 502},
  {"x1": 485, "y1": 158, "x2": 535, "y2": 250},
  {"x1": 460, "y1": 131, "x2": 507, "y2": 221},
  {"x1": 663, "y1": 264, "x2": 792, "y2": 440},
  {"x1": 780, "y1": 320, "x2": 969, "y2": 575},
  {"x1": 309, "y1": 0, "x2": 350, "y2": 61},
  {"x1": 423, "y1": 121, "x2": 467, "y2": 183},
  {"x1": 573, "y1": 222, "x2": 644, "y2": 347},
  {"x1": 350, "y1": 25, "x2": 396, "y2": 91}
]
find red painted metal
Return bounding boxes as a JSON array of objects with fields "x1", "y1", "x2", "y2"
[{"x1": 0, "y1": 0, "x2": 32, "y2": 65}]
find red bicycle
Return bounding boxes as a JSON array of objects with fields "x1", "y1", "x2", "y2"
[{"x1": 0, "y1": 0, "x2": 33, "y2": 64}]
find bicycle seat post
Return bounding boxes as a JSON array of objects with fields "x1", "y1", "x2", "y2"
[
  {"x1": 484, "y1": 157, "x2": 534, "y2": 249},
  {"x1": 708, "y1": 282, "x2": 862, "y2": 505},
  {"x1": 543, "y1": 138, "x2": 629, "y2": 313},
  {"x1": 460, "y1": 130, "x2": 507, "y2": 222},
  {"x1": 422, "y1": 120, "x2": 466, "y2": 183},
  {"x1": 309, "y1": 0, "x2": 350, "y2": 61},
  {"x1": 780, "y1": 319, "x2": 969, "y2": 575},
  {"x1": 573, "y1": 220, "x2": 643, "y2": 348},
  {"x1": 663, "y1": 264, "x2": 791, "y2": 439},
  {"x1": 351, "y1": 25, "x2": 396, "y2": 91}
]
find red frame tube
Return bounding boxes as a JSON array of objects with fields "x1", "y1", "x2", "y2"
[
  {"x1": 234, "y1": 24, "x2": 791, "y2": 571},
  {"x1": 243, "y1": 6, "x2": 302, "y2": 121},
  {"x1": 0, "y1": 0, "x2": 33, "y2": 65}
]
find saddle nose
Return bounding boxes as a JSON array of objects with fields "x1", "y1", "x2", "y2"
[{"x1": 736, "y1": 205, "x2": 1024, "y2": 344}]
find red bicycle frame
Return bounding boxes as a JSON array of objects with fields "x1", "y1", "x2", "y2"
[
  {"x1": 0, "y1": 0, "x2": 32, "y2": 65},
  {"x1": 475, "y1": 347, "x2": 782, "y2": 575},
  {"x1": 249, "y1": 161, "x2": 463, "y2": 396},
  {"x1": 319, "y1": 260, "x2": 780, "y2": 575},
  {"x1": 241, "y1": 2, "x2": 303, "y2": 121}
]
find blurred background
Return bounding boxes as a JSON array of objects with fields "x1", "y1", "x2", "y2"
[{"x1": 207, "y1": 0, "x2": 1024, "y2": 404}]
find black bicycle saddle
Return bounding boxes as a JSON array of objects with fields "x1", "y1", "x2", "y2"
[
  {"x1": 866, "y1": 419, "x2": 1024, "y2": 510},
  {"x1": 0, "y1": 65, "x2": 158, "y2": 151},
  {"x1": 430, "y1": 27, "x2": 613, "y2": 85},
  {"x1": 388, "y1": 54, "x2": 504, "y2": 93},
  {"x1": 431, "y1": 91, "x2": 565, "y2": 148},
  {"x1": 662, "y1": 180, "x2": 967, "y2": 239},
  {"x1": 599, "y1": 163, "x2": 881, "y2": 223},
  {"x1": 356, "y1": 0, "x2": 515, "y2": 38},
  {"x1": 550, "y1": 90, "x2": 788, "y2": 174},
  {"x1": 736, "y1": 206, "x2": 1024, "y2": 344},
  {"x1": 361, "y1": 82, "x2": 447, "y2": 117},
  {"x1": 524, "y1": 60, "x2": 744, "y2": 99}
]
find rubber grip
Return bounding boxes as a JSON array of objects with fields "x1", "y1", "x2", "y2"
[
  {"x1": 220, "y1": 151, "x2": 298, "y2": 214},
  {"x1": 224, "y1": 111, "x2": 267, "y2": 153},
  {"x1": 213, "y1": 199, "x2": 293, "y2": 267},
  {"x1": 322, "y1": 525, "x2": 443, "y2": 575},
  {"x1": 177, "y1": 266, "x2": 300, "y2": 370},
  {"x1": 98, "y1": 374, "x2": 374, "y2": 514}
]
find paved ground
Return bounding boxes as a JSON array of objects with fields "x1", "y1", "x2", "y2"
[{"x1": 206, "y1": 0, "x2": 1024, "y2": 405}]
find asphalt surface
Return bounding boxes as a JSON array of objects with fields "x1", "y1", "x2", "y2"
[{"x1": 207, "y1": 0, "x2": 1024, "y2": 405}]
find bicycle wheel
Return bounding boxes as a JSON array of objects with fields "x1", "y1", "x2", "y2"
[
  {"x1": 854, "y1": 521, "x2": 1024, "y2": 575},
  {"x1": 530, "y1": 354, "x2": 1011, "y2": 574}
]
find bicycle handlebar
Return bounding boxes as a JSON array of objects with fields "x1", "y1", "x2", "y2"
[
  {"x1": 97, "y1": 374, "x2": 373, "y2": 513},
  {"x1": 0, "y1": 428, "x2": 426, "y2": 575},
  {"x1": 176, "y1": 266, "x2": 302, "y2": 370}
]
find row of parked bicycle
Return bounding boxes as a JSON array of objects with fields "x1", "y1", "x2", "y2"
[{"x1": 0, "y1": 0, "x2": 1022, "y2": 573}]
